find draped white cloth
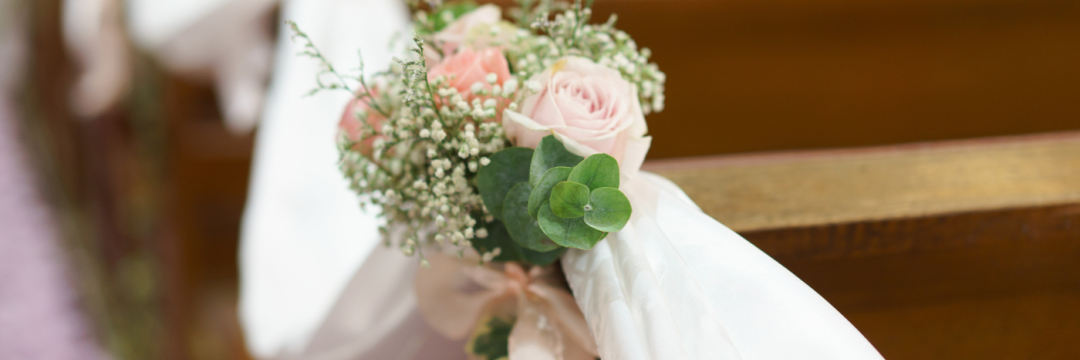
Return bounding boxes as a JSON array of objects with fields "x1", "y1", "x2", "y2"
[
  {"x1": 237, "y1": 0, "x2": 454, "y2": 358},
  {"x1": 562, "y1": 172, "x2": 883, "y2": 360},
  {"x1": 235, "y1": 0, "x2": 884, "y2": 359}
]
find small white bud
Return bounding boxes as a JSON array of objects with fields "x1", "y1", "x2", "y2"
[
  {"x1": 483, "y1": 99, "x2": 497, "y2": 109},
  {"x1": 508, "y1": 102, "x2": 518, "y2": 111},
  {"x1": 526, "y1": 81, "x2": 542, "y2": 92},
  {"x1": 485, "y1": 73, "x2": 498, "y2": 84},
  {"x1": 471, "y1": 82, "x2": 485, "y2": 94},
  {"x1": 419, "y1": 129, "x2": 431, "y2": 138},
  {"x1": 480, "y1": 157, "x2": 491, "y2": 166},
  {"x1": 476, "y1": 228, "x2": 489, "y2": 238}
]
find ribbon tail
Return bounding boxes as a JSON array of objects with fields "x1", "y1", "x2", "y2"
[
  {"x1": 415, "y1": 253, "x2": 505, "y2": 339},
  {"x1": 529, "y1": 283, "x2": 599, "y2": 357},
  {"x1": 508, "y1": 294, "x2": 564, "y2": 360}
]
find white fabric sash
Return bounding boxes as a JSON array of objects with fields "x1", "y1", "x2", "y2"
[{"x1": 561, "y1": 172, "x2": 884, "y2": 360}]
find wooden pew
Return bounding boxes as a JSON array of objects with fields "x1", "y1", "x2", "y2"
[{"x1": 646, "y1": 132, "x2": 1080, "y2": 359}]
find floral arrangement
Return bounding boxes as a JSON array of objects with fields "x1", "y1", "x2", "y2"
[{"x1": 292, "y1": 0, "x2": 664, "y2": 358}]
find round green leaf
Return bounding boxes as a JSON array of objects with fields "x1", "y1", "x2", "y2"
[
  {"x1": 538, "y1": 202, "x2": 607, "y2": 249},
  {"x1": 568, "y1": 154, "x2": 620, "y2": 191},
  {"x1": 528, "y1": 167, "x2": 573, "y2": 219},
  {"x1": 549, "y1": 181, "x2": 589, "y2": 219},
  {"x1": 503, "y1": 182, "x2": 562, "y2": 252},
  {"x1": 584, "y1": 187, "x2": 633, "y2": 232},
  {"x1": 529, "y1": 135, "x2": 584, "y2": 188},
  {"x1": 478, "y1": 147, "x2": 534, "y2": 220}
]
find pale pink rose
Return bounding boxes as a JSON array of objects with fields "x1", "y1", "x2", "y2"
[
  {"x1": 338, "y1": 90, "x2": 386, "y2": 157},
  {"x1": 434, "y1": 4, "x2": 502, "y2": 54},
  {"x1": 503, "y1": 57, "x2": 651, "y2": 175},
  {"x1": 428, "y1": 47, "x2": 511, "y2": 97}
]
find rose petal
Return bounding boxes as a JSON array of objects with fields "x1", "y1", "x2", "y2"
[{"x1": 503, "y1": 109, "x2": 554, "y2": 150}]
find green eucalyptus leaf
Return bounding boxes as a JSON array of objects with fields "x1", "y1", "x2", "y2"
[
  {"x1": 518, "y1": 246, "x2": 567, "y2": 267},
  {"x1": 585, "y1": 187, "x2": 633, "y2": 232},
  {"x1": 527, "y1": 167, "x2": 573, "y2": 219},
  {"x1": 503, "y1": 182, "x2": 562, "y2": 252},
  {"x1": 529, "y1": 135, "x2": 584, "y2": 188},
  {"x1": 471, "y1": 219, "x2": 565, "y2": 266},
  {"x1": 549, "y1": 181, "x2": 590, "y2": 219},
  {"x1": 478, "y1": 147, "x2": 533, "y2": 220},
  {"x1": 538, "y1": 202, "x2": 607, "y2": 249},
  {"x1": 469, "y1": 220, "x2": 523, "y2": 263},
  {"x1": 568, "y1": 153, "x2": 620, "y2": 191}
]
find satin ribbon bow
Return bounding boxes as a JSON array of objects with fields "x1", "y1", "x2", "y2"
[{"x1": 415, "y1": 254, "x2": 599, "y2": 360}]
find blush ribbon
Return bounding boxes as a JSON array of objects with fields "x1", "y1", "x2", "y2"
[{"x1": 415, "y1": 254, "x2": 599, "y2": 360}]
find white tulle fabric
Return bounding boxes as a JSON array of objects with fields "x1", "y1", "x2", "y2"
[{"x1": 562, "y1": 172, "x2": 884, "y2": 360}]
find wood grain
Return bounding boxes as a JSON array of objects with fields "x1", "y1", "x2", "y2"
[
  {"x1": 647, "y1": 131, "x2": 1080, "y2": 232},
  {"x1": 648, "y1": 132, "x2": 1080, "y2": 359}
]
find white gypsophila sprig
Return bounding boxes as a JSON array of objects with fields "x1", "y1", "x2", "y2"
[
  {"x1": 327, "y1": 0, "x2": 665, "y2": 264},
  {"x1": 335, "y1": 33, "x2": 516, "y2": 262},
  {"x1": 502, "y1": 0, "x2": 667, "y2": 115}
]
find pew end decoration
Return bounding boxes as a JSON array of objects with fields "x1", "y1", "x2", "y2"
[{"x1": 299, "y1": 0, "x2": 659, "y2": 356}]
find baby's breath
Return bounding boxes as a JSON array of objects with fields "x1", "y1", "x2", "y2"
[{"x1": 302, "y1": 0, "x2": 665, "y2": 262}]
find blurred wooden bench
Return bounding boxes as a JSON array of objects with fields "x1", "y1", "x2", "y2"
[{"x1": 646, "y1": 132, "x2": 1080, "y2": 359}]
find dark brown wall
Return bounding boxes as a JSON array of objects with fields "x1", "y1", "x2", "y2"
[{"x1": 512, "y1": 0, "x2": 1080, "y2": 158}]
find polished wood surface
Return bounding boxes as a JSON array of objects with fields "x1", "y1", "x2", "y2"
[
  {"x1": 648, "y1": 132, "x2": 1080, "y2": 359},
  {"x1": 646, "y1": 131, "x2": 1080, "y2": 232}
]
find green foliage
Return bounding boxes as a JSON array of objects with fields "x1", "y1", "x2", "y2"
[
  {"x1": 472, "y1": 220, "x2": 566, "y2": 266},
  {"x1": 585, "y1": 187, "x2": 632, "y2": 232},
  {"x1": 476, "y1": 138, "x2": 632, "y2": 262},
  {"x1": 478, "y1": 147, "x2": 534, "y2": 220},
  {"x1": 503, "y1": 182, "x2": 562, "y2": 252},
  {"x1": 528, "y1": 166, "x2": 573, "y2": 218},
  {"x1": 538, "y1": 202, "x2": 607, "y2": 249},
  {"x1": 550, "y1": 181, "x2": 589, "y2": 218},
  {"x1": 470, "y1": 220, "x2": 524, "y2": 263},
  {"x1": 469, "y1": 315, "x2": 514, "y2": 360},
  {"x1": 568, "y1": 154, "x2": 620, "y2": 191},
  {"x1": 530, "y1": 135, "x2": 584, "y2": 188}
]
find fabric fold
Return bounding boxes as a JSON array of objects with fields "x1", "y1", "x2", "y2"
[{"x1": 562, "y1": 172, "x2": 884, "y2": 360}]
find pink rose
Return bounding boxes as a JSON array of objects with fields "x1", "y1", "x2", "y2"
[
  {"x1": 434, "y1": 4, "x2": 502, "y2": 54},
  {"x1": 503, "y1": 57, "x2": 651, "y2": 176},
  {"x1": 338, "y1": 90, "x2": 386, "y2": 157},
  {"x1": 428, "y1": 47, "x2": 511, "y2": 98}
]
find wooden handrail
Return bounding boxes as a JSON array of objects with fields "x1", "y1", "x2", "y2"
[
  {"x1": 646, "y1": 131, "x2": 1080, "y2": 233},
  {"x1": 646, "y1": 132, "x2": 1080, "y2": 311}
]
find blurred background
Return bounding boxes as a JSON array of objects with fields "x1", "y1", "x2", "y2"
[{"x1": 0, "y1": 0, "x2": 1077, "y2": 359}]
